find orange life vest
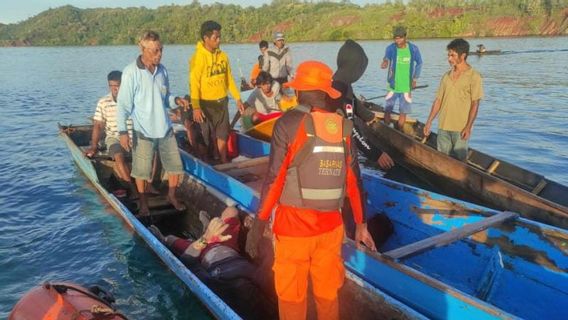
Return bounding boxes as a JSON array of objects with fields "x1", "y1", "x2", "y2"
[{"x1": 279, "y1": 105, "x2": 352, "y2": 211}]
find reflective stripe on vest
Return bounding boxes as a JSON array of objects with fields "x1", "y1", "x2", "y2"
[
  {"x1": 279, "y1": 105, "x2": 353, "y2": 211},
  {"x1": 301, "y1": 188, "x2": 344, "y2": 200}
]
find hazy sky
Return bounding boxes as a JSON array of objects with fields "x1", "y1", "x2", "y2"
[{"x1": 0, "y1": 0, "x2": 379, "y2": 24}]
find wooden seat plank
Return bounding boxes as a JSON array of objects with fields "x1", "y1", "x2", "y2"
[{"x1": 383, "y1": 211, "x2": 518, "y2": 260}]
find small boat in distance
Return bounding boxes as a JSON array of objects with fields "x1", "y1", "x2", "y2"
[{"x1": 470, "y1": 44, "x2": 502, "y2": 56}]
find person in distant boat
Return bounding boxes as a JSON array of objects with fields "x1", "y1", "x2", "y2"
[
  {"x1": 249, "y1": 40, "x2": 269, "y2": 87},
  {"x1": 149, "y1": 206, "x2": 276, "y2": 319},
  {"x1": 476, "y1": 44, "x2": 486, "y2": 53},
  {"x1": 189, "y1": 20, "x2": 244, "y2": 164},
  {"x1": 117, "y1": 30, "x2": 189, "y2": 215},
  {"x1": 423, "y1": 38, "x2": 484, "y2": 161},
  {"x1": 331, "y1": 39, "x2": 395, "y2": 171},
  {"x1": 380, "y1": 25, "x2": 423, "y2": 130},
  {"x1": 85, "y1": 71, "x2": 137, "y2": 196},
  {"x1": 246, "y1": 61, "x2": 376, "y2": 320},
  {"x1": 244, "y1": 71, "x2": 283, "y2": 125},
  {"x1": 262, "y1": 31, "x2": 293, "y2": 86}
]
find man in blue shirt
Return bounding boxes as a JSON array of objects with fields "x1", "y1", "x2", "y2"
[
  {"x1": 381, "y1": 26, "x2": 423, "y2": 130},
  {"x1": 117, "y1": 30, "x2": 189, "y2": 216}
]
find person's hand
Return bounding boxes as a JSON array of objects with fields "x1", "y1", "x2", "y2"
[
  {"x1": 355, "y1": 223, "x2": 377, "y2": 252},
  {"x1": 245, "y1": 217, "x2": 267, "y2": 259},
  {"x1": 84, "y1": 146, "x2": 97, "y2": 158},
  {"x1": 119, "y1": 134, "x2": 130, "y2": 152},
  {"x1": 236, "y1": 100, "x2": 245, "y2": 114},
  {"x1": 377, "y1": 152, "x2": 394, "y2": 170},
  {"x1": 461, "y1": 126, "x2": 472, "y2": 140},
  {"x1": 423, "y1": 121, "x2": 432, "y2": 137},
  {"x1": 175, "y1": 96, "x2": 190, "y2": 109},
  {"x1": 202, "y1": 217, "x2": 232, "y2": 244},
  {"x1": 193, "y1": 109, "x2": 205, "y2": 123},
  {"x1": 412, "y1": 79, "x2": 417, "y2": 89},
  {"x1": 380, "y1": 59, "x2": 388, "y2": 69}
]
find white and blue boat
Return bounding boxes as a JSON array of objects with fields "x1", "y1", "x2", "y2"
[{"x1": 61, "y1": 124, "x2": 568, "y2": 319}]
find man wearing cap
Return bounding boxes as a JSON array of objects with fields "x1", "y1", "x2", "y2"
[
  {"x1": 381, "y1": 25, "x2": 423, "y2": 129},
  {"x1": 262, "y1": 31, "x2": 293, "y2": 86},
  {"x1": 246, "y1": 61, "x2": 376, "y2": 320}
]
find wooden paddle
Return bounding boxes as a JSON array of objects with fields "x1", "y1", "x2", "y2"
[{"x1": 364, "y1": 85, "x2": 429, "y2": 101}]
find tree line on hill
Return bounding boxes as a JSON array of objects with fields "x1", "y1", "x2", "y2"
[{"x1": 1, "y1": 0, "x2": 567, "y2": 46}]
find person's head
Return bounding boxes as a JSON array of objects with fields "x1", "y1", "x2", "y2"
[
  {"x1": 285, "y1": 61, "x2": 340, "y2": 110},
  {"x1": 139, "y1": 31, "x2": 162, "y2": 67},
  {"x1": 259, "y1": 40, "x2": 268, "y2": 54},
  {"x1": 273, "y1": 31, "x2": 285, "y2": 49},
  {"x1": 200, "y1": 20, "x2": 222, "y2": 51},
  {"x1": 256, "y1": 71, "x2": 273, "y2": 94},
  {"x1": 107, "y1": 70, "x2": 122, "y2": 101},
  {"x1": 447, "y1": 38, "x2": 470, "y2": 67},
  {"x1": 392, "y1": 25, "x2": 407, "y2": 48}
]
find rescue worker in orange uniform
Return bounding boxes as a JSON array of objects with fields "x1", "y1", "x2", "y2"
[{"x1": 246, "y1": 60, "x2": 377, "y2": 320}]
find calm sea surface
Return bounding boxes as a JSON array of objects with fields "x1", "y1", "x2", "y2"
[{"x1": 0, "y1": 37, "x2": 567, "y2": 318}]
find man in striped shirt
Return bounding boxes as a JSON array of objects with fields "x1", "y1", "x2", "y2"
[{"x1": 86, "y1": 71, "x2": 135, "y2": 195}]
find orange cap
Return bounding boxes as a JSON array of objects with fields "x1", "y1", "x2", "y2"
[{"x1": 284, "y1": 61, "x2": 341, "y2": 99}]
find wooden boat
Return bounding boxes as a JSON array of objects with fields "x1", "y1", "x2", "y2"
[
  {"x1": 10, "y1": 282, "x2": 127, "y2": 320},
  {"x1": 361, "y1": 101, "x2": 568, "y2": 229},
  {"x1": 469, "y1": 50, "x2": 502, "y2": 56},
  {"x1": 181, "y1": 131, "x2": 568, "y2": 320},
  {"x1": 59, "y1": 124, "x2": 422, "y2": 320}
]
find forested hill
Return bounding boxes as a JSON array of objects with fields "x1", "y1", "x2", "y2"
[{"x1": 1, "y1": 0, "x2": 567, "y2": 46}]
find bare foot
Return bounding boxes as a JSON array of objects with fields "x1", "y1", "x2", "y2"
[
  {"x1": 167, "y1": 194, "x2": 186, "y2": 211},
  {"x1": 138, "y1": 193, "x2": 150, "y2": 216},
  {"x1": 146, "y1": 184, "x2": 160, "y2": 195}
]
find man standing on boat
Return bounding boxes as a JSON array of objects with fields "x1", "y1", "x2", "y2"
[
  {"x1": 262, "y1": 31, "x2": 293, "y2": 87},
  {"x1": 423, "y1": 38, "x2": 483, "y2": 161},
  {"x1": 189, "y1": 20, "x2": 244, "y2": 164},
  {"x1": 247, "y1": 61, "x2": 376, "y2": 320},
  {"x1": 117, "y1": 30, "x2": 189, "y2": 215},
  {"x1": 381, "y1": 25, "x2": 423, "y2": 130}
]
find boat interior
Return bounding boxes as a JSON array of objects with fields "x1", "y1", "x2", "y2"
[{"x1": 60, "y1": 124, "x2": 415, "y2": 320}]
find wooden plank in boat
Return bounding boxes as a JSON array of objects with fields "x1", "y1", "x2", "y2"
[
  {"x1": 383, "y1": 211, "x2": 518, "y2": 260},
  {"x1": 214, "y1": 156, "x2": 269, "y2": 171}
]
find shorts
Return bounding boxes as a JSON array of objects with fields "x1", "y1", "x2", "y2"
[
  {"x1": 200, "y1": 97, "x2": 229, "y2": 144},
  {"x1": 131, "y1": 129, "x2": 184, "y2": 180},
  {"x1": 436, "y1": 129, "x2": 469, "y2": 161},
  {"x1": 384, "y1": 92, "x2": 412, "y2": 114},
  {"x1": 180, "y1": 106, "x2": 193, "y2": 123},
  {"x1": 105, "y1": 136, "x2": 129, "y2": 159}
]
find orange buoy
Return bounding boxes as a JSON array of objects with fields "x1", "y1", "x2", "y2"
[{"x1": 9, "y1": 282, "x2": 127, "y2": 320}]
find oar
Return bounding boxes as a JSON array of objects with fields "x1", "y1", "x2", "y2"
[{"x1": 364, "y1": 85, "x2": 429, "y2": 101}]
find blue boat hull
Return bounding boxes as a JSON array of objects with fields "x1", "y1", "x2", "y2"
[{"x1": 180, "y1": 132, "x2": 568, "y2": 320}]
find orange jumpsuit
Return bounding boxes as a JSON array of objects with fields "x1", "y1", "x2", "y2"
[{"x1": 257, "y1": 106, "x2": 365, "y2": 320}]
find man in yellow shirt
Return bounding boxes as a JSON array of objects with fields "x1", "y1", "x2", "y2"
[
  {"x1": 190, "y1": 20, "x2": 244, "y2": 163},
  {"x1": 424, "y1": 38, "x2": 483, "y2": 161}
]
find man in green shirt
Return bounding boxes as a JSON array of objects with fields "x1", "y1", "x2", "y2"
[
  {"x1": 381, "y1": 25, "x2": 423, "y2": 129},
  {"x1": 423, "y1": 38, "x2": 484, "y2": 161}
]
